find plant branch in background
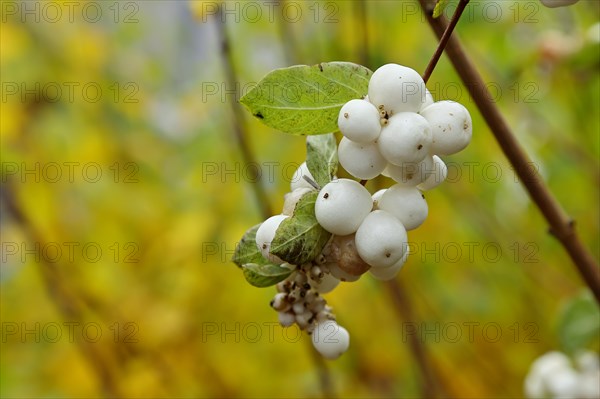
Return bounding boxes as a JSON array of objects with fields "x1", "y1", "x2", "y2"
[
  {"x1": 1, "y1": 185, "x2": 122, "y2": 398},
  {"x1": 213, "y1": 5, "x2": 335, "y2": 397},
  {"x1": 417, "y1": 0, "x2": 600, "y2": 303},
  {"x1": 386, "y1": 279, "x2": 446, "y2": 398},
  {"x1": 214, "y1": 5, "x2": 273, "y2": 219}
]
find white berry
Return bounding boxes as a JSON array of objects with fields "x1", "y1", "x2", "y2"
[
  {"x1": 255, "y1": 214, "x2": 289, "y2": 264},
  {"x1": 417, "y1": 155, "x2": 447, "y2": 191},
  {"x1": 420, "y1": 101, "x2": 472, "y2": 155},
  {"x1": 355, "y1": 210, "x2": 408, "y2": 268},
  {"x1": 369, "y1": 245, "x2": 410, "y2": 281},
  {"x1": 315, "y1": 179, "x2": 373, "y2": 235},
  {"x1": 291, "y1": 162, "x2": 316, "y2": 191},
  {"x1": 338, "y1": 137, "x2": 387, "y2": 179},
  {"x1": 378, "y1": 185, "x2": 428, "y2": 230},
  {"x1": 312, "y1": 320, "x2": 350, "y2": 360},
  {"x1": 368, "y1": 64, "x2": 427, "y2": 114},
  {"x1": 540, "y1": 0, "x2": 579, "y2": 7},
  {"x1": 386, "y1": 155, "x2": 434, "y2": 187},
  {"x1": 378, "y1": 112, "x2": 432, "y2": 164},
  {"x1": 337, "y1": 99, "x2": 381, "y2": 143}
]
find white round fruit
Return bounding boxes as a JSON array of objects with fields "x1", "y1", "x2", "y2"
[
  {"x1": 369, "y1": 245, "x2": 410, "y2": 281},
  {"x1": 312, "y1": 320, "x2": 350, "y2": 360},
  {"x1": 291, "y1": 162, "x2": 316, "y2": 191},
  {"x1": 377, "y1": 112, "x2": 432, "y2": 164},
  {"x1": 417, "y1": 155, "x2": 447, "y2": 191},
  {"x1": 355, "y1": 210, "x2": 408, "y2": 268},
  {"x1": 255, "y1": 214, "x2": 289, "y2": 264},
  {"x1": 420, "y1": 101, "x2": 472, "y2": 155},
  {"x1": 368, "y1": 64, "x2": 427, "y2": 114},
  {"x1": 378, "y1": 185, "x2": 428, "y2": 230},
  {"x1": 338, "y1": 137, "x2": 387, "y2": 179},
  {"x1": 545, "y1": 368, "x2": 580, "y2": 398},
  {"x1": 540, "y1": 0, "x2": 579, "y2": 8},
  {"x1": 386, "y1": 155, "x2": 434, "y2": 187},
  {"x1": 337, "y1": 99, "x2": 382, "y2": 143},
  {"x1": 315, "y1": 179, "x2": 373, "y2": 235}
]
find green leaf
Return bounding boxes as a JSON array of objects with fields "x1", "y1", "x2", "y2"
[
  {"x1": 240, "y1": 62, "x2": 372, "y2": 135},
  {"x1": 433, "y1": 0, "x2": 449, "y2": 18},
  {"x1": 270, "y1": 191, "x2": 331, "y2": 265},
  {"x1": 306, "y1": 133, "x2": 338, "y2": 187},
  {"x1": 232, "y1": 223, "x2": 267, "y2": 268},
  {"x1": 242, "y1": 263, "x2": 293, "y2": 288},
  {"x1": 558, "y1": 291, "x2": 600, "y2": 354}
]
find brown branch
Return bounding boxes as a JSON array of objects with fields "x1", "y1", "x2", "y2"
[
  {"x1": 214, "y1": 5, "x2": 273, "y2": 219},
  {"x1": 422, "y1": 0, "x2": 470, "y2": 84},
  {"x1": 306, "y1": 338, "x2": 336, "y2": 398},
  {"x1": 385, "y1": 279, "x2": 444, "y2": 398},
  {"x1": 418, "y1": 0, "x2": 600, "y2": 302}
]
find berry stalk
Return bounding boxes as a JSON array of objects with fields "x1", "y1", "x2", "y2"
[{"x1": 421, "y1": 0, "x2": 470, "y2": 84}]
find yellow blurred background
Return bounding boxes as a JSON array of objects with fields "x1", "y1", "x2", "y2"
[{"x1": 1, "y1": 1, "x2": 599, "y2": 397}]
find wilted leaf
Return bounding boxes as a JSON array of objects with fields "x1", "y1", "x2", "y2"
[
  {"x1": 270, "y1": 191, "x2": 331, "y2": 265},
  {"x1": 240, "y1": 62, "x2": 372, "y2": 135},
  {"x1": 242, "y1": 263, "x2": 293, "y2": 287},
  {"x1": 306, "y1": 133, "x2": 338, "y2": 187}
]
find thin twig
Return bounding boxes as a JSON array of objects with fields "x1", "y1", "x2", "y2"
[
  {"x1": 214, "y1": 5, "x2": 273, "y2": 219},
  {"x1": 276, "y1": 0, "x2": 299, "y2": 65},
  {"x1": 385, "y1": 279, "x2": 444, "y2": 398},
  {"x1": 422, "y1": 0, "x2": 470, "y2": 84},
  {"x1": 306, "y1": 338, "x2": 336, "y2": 398},
  {"x1": 1, "y1": 184, "x2": 122, "y2": 397},
  {"x1": 417, "y1": 0, "x2": 600, "y2": 302},
  {"x1": 213, "y1": 6, "x2": 335, "y2": 397},
  {"x1": 353, "y1": 0, "x2": 370, "y2": 68}
]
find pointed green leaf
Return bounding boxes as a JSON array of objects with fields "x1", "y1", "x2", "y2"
[
  {"x1": 558, "y1": 291, "x2": 600, "y2": 354},
  {"x1": 240, "y1": 62, "x2": 372, "y2": 135},
  {"x1": 232, "y1": 223, "x2": 267, "y2": 268},
  {"x1": 433, "y1": 0, "x2": 449, "y2": 18},
  {"x1": 242, "y1": 263, "x2": 293, "y2": 288},
  {"x1": 270, "y1": 191, "x2": 331, "y2": 265},
  {"x1": 306, "y1": 133, "x2": 338, "y2": 187}
]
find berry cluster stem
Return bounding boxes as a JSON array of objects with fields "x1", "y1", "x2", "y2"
[
  {"x1": 418, "y1": 0, "x2": 600, "y2": 303},
  {"x1": 422, "y1": 0, "x2": 470, "y2": 84}
]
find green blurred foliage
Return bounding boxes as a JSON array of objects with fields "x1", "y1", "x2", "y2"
[{"x1": 1, "y1": 1, "x2": 599, "y2": 398}]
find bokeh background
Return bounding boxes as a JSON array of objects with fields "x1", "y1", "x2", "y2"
[{"x1": 1, "y1": 0, "x2": 599, "y2": 397}]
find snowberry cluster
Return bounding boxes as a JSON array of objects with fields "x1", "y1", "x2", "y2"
[
  {"x1": 524, "y1": 351, "x2": 600, "y2": 398},
  {"x1": 319, "y1": 63, "x2": 472, "y2": 278},
  {"x1": 254, "y1": 63, "x2": 473, "y2": 360}
]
